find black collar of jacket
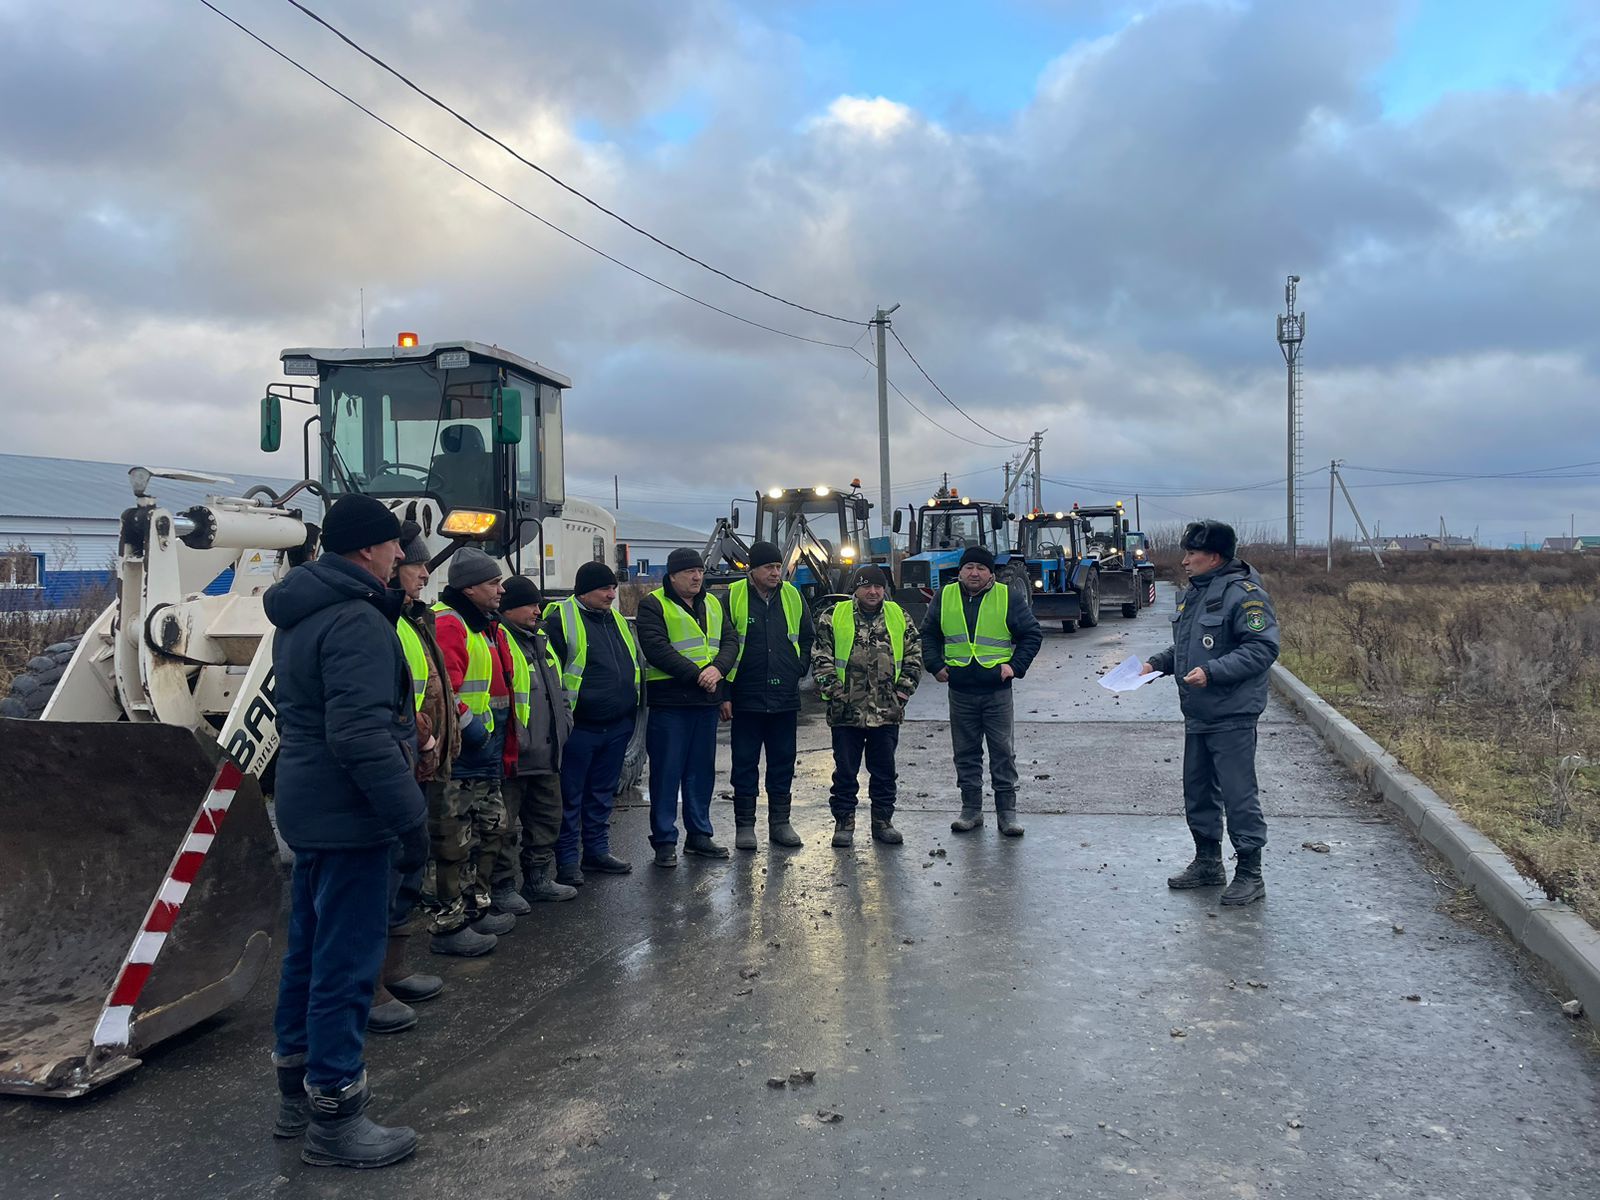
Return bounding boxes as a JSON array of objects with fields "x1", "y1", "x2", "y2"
[{"x1": 440, "y1": 585, "x2": 498, "y2": 633}]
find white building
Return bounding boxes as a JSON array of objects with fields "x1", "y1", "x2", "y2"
[{"x1": 607, "y1": 509, "x2": 709, "y2": 580}]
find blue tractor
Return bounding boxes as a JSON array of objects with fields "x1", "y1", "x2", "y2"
[
  {"x1": 892, "y1": 489, "x2": 1014, "y2": 623},
  {"x1": 1004, "y1": 509, "x2": 1101, "y2": 632}
]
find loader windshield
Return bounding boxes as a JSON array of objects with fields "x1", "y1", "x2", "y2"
[{"x1": 322, "y1": 363, "x2": 505, "y2": 515}]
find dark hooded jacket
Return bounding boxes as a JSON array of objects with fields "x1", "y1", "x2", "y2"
[
  {"x1": 264, "y1": 554, "x2": 426, "y2": 850},
  {"x1": 1148, "y1": 558, "x2": 1279, "y2": 730}
]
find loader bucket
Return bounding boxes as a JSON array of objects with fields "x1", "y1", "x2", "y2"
[{"x1": 0, "y1": 719, "x2": 281, "y2": 1099}]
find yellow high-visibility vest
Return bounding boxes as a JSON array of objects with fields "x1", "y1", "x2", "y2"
[
  {"x1": 395, "y1": 618, "x2": 427, "y2": 712},
  {"x1": 939, "y1": 583, "x2": 1013, "y2": 668},
  {"x1": 727, "y1": 578, "x2": 803, "y2": 681},
  {"x1": 645, "y1": 588, "x2": 723, "y2": 682},
  {"x1": 550, "y1": 597, "x2": 641, "y2": 712},
  {"x1": 432, "y1": 603, "x2": 498, "y2": 732},
  {"x1": 830, "y1": 599, "x2": 907, "y2": 683}
]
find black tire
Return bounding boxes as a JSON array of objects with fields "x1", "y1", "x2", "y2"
[
  {"x1": 617, "y1": 701, "x2": 647, "y2": 794},
  {"x1": 0, "y1": 636, "x2": 82, "y2": 719},
  {"x1": 1078, "y1": 574, "x2": 1100, "y2": 628},
  {"x1": 1121, "y1": 603, "x2": 1139, "y2": 619}
]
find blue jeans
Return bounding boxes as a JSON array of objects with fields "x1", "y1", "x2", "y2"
[
  {"x1": 273, "y1": 845, "x2": 391, "y2": 1090},
  {"x1": 647, "y1": 705, "x2": 719, "y2": 846},
  {"x1": 557, "y1": 715, "x2": 635, "y2": 867}
]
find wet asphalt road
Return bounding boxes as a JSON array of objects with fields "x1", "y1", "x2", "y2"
[{"x1": 4, "y1": 586, "x2": 1600, "y2": 1198}]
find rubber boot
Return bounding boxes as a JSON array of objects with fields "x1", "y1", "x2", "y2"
[
  {"x1": 301, "y1": 1072, "x2": 418, "y2": 1169},
  {"x1": 870, "y1": 813, "x2": 903, "y2": 844},
  {"x1": 272, "y1": 1052, "x2": 310, "y2": 1138},
  {"x1": 581, "y1": 851, "x2": 634, "y2": 874},
  {"x1": 521, "y1": 861, "x2": 578, "y2": 902},
  {"x1": 951, "y1": 794, "x2": 984, "y2": 833},
  {"x1": 555, "y1": 862, "x2": 586, "y2": 888},
  {"x1": 684, "y1": 833, "x2": 731, "y2": 859},
  {"x1": 996, "y1": 807, "x2": 1025, "y2": 838},
  {"x1": 1220, "y1": 848, "x2": 1266, "y2": 906},
  {"x1": 768, "y1": 796, "x2": 803, "y2": 848},
  {"x1": 471, "y1": 910, "x2": 516, "y2": 936},
  {"x1": 489, "y1": 881, "x2": 532, "y2": 916},
  {"x1": 367, "y1": 978, "x2": 417, "y2": 1035},
  {"x1": 733, "y1": 795, "x2": 759, "y2": 851},
  {"x1": 832, "y1": 816, "x2": 855, "y2": 848},
  {"x1": 429, "y1": 924, "x2": 497, "y2": 957},
  {"x1": 1167, "y1": 835, "x2": 1227, "y2": 889},
  {"x1": 382, "y1": 933, "x2": 443, "y2": 1004},
  {"x1": 654, "y1": 844, "x2": 679, "y2": 868}
]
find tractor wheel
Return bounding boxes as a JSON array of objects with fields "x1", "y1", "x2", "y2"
[
  {"x1": 1078, "y1": 574, "x2": 1100, "y2": 628},
  {"x1": 0, "y1": 635, "x2": 82, "y2": 719},
  {"x1": 616, "y1": 702, "x2": 647, "y2": 796},
  {"x1": 1000, "y1": 560, "x2": 1031, "y2": 599},
  {"x1": 1121, "y1": 603, "x2": 1139, "y2": 618}
]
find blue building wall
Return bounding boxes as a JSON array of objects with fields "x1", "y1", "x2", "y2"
[{"x1": 0, "y1": 566, "x2": 235, "y2": 613}]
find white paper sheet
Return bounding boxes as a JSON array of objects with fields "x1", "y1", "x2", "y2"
[{"x1": 1099, "y1": 654, "x2": 1165, "y2": 693}]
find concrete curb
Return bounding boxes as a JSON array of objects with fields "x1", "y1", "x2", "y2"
[{"x1": 1270, "y1": 662, "x2": 1600, "y2": 1023}]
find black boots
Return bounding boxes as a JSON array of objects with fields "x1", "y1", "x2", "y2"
[
  {"x1": 521, "y1": 861, "x2": 578, "y2": 902},
  {"x1": 383, "y1": 933, "x2": 444, "y2": 1004},
  {"x1": 1220, "y1": 848, "x2": 1266, "y2": 906},
  {"x1": 870, "y1": 814, "x2": 903, "y2": 844},
  {"x1": 273, "y1": 1053, "x2": 310, "y2": 1138},
  {"x1": 768, "y1": 796, "x2": 803, "y2": 847},
  {"x1": 300, "y1": 1072, "x2": 418, "y2": 1169},
  {"x1": 832, "y1": 815, "x2": 855, "y2": 847},
  {"x1": 1167, "y1": 836, "x2": 1227, "y2": 889},
  {"x1": 684, "y1": 833, "x2": 730, "y2": 859},
  {"x1": 733, "y1": 795, "x2": 759, "y2": 850},
  {"x1": 951, "y1": 795, "x2": 983, "y2": 833},
  {"x1": 996, "y1": 808, "x2": 1025, "y2": 838}
]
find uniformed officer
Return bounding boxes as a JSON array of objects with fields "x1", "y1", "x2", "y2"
[
  {"x1": 811, "y1": 565, "x2": 923, "y2": 847},
  {"x1": 723, "y1": 541, "x2": 815, "y2": 849},
  {"x1": 1143, "y1": 520, "x2": 1279, "y2": 905}
]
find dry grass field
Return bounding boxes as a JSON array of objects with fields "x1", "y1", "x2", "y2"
[{"x1": 1231, "y1": 548, "x2": 1600, "y2": 927}]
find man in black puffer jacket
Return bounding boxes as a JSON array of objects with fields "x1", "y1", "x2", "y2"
[{"x1": 264, "y1": 494, "x2": 426, "y2": 1170}]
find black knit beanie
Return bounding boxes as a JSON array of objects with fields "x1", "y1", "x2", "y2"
[{"x1": 322, "y1": 494, "x2": 402, "y2": 555}]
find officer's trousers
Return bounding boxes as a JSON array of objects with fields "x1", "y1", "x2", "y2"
[
  {"x1": 1182, "y1": 724, "x2": 1267, "y2": 852},
  {"x1": 273, "y1": 845, "x2": 390, "y2": 1090}
]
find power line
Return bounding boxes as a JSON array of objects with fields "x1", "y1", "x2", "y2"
[
  {"x1": 850, "y1": 348, "x2": 1017, "y2": 449},
  {"x1": 279, "y1": 0, "x2": 866, "y2": 330},
  {"x1": 198, "y1": 0, "x2": 858, "y2": 351},
  {"x1": 888, "y1": 327, "x2": 1028, "y2": 445}
]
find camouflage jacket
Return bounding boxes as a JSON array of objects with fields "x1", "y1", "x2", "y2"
[{"x1": 811, "y1": 600, "x2": 924, "y2": 728}]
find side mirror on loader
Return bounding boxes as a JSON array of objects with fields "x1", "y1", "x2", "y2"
[
  {"x1": 259, "y1": 395, "x2": 282, "y2": 453},
  {"x1": 892, "y1": 509, "x2": 903, "y2": 534},
  {"x1": 494, "y1": 387, "x2": 523, "y2": 446},
  {"x1": 731, "y1": 507, "x2": 741, "y2": 530}
]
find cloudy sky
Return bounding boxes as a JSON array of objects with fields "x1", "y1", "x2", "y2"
[{"x1": 3, "y1": 0, "x2": 1596, "y2": 546}]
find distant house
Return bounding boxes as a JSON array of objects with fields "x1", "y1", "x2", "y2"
[
  {"x1": 1380, "y1": 534, "x2": 1476, "y2": 553},
  {"x1": 607, "y1": 509, "x2": 709, "y2": 581},
  {"x1": 0, "y1": 453, "x2": 312, "y2": 611},
  {"x1": 1540, "y1": 536, "x2": 1600, "y2": 553}
]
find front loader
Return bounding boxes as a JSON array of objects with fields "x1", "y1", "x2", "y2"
[{"x1": 1, "y1": 337, "x2": 583, "y2": 1098}]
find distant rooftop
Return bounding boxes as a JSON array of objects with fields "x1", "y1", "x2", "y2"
[{"x1": 0, "y1": 453, "x2": 319, "y2": 521}]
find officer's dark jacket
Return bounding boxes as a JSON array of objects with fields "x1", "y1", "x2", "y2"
[
  {"x1": 1148, "y1": 558, "x2": 1279, "y2": 730},
  {"x1": 542, "y1": 600, "x2": 641, "y2": 727},
  {"x1": 920, "y1": 582, "x2": 1045, "y2": 691},
  {"x1": 637, "y1": 586, "x2": 738, "y2": 708},
  {"x1": 264, "y1": 554, "x2": 426, "y2": 850},
  {"x1": 728, "y1": 583, "x2": 816, "y2": 713}
]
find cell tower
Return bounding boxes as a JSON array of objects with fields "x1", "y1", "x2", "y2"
[{"x1": 1276, "y1": 275, "x2": 1306, "y2": 553}]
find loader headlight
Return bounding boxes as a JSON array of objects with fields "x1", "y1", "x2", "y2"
[
  {"x1": 814, "y1": 485, "x2": 831, "y2": 497},
  {"x1": 441, "y1": 509, "x2": 499, "y2": 537},
  {"x1": 768, "y1": 487, "x2": 784, "y2": 499}
]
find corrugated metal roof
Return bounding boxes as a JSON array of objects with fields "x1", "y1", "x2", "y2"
[
  {"x1": 606, "y1": 508, "x2": 707, "y2": 545},
  {"x1": 0, "y1": 454, "x2": 320, "y2": 521}
]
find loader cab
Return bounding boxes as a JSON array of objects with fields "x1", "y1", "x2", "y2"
[
  {"x1": 754, "y1": 485, "x2": 872, "y2": 572},
  {"x1": 274, "y1": 340, "x2": 569, "y2": 561}
]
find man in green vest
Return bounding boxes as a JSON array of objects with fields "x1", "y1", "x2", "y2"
[
  {"x1": 542, "y1": 561, "x2": 642, "y2": 887},
  {"x1": 723, "y1": 541, "x2": 815, "y2": 849},
  {"x1": 811, "y1": 565, "x2": 923, "y2": 847},
  {"x1": 637, "y1": 547, "x2": 739, "y2": 866},
  {"x1": 495, "y1": 576, "x2": 577, "y2": 904},
  {"x1": 921, "y1": 546, "x2": 1044, "y2": 837}
]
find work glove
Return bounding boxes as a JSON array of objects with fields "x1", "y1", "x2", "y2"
[
  {"x1": 460, "y1": 709, "x2": 490, "y2": 750},
  {"x1": 393, "y1": 818, "x2": 430, "y2": 873}
]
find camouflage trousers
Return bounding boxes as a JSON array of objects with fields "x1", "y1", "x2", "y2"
[{"x1": 421, "y1": 777, "x2": 507, "y2": 934}]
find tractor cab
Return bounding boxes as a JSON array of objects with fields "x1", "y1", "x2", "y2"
[
  {"x1": 260, "y1": 338, "x2": 570, "y2": 568},
  {"x1": 893, "y1": 489, "x2": 1013, "y2": 619},
  {"x1": 1018, "y1": 510, "x2": 1085, "y2": 562}
]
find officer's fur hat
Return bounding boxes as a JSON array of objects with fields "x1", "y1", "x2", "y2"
[{"x1": 1181, "y1": 520, "x2": 1237, "y2": 560}]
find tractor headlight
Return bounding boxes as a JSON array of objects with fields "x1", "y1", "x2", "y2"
[
  {"x1": 441, "y1": 509, "x2": 499, "y2": 537},
  {"x1": 840, "y1": 545, "x2": 857, "y2": 561},
  {"x1": 1033, "y1": 579, "x2": 1043, "y2": 589},
  {"x1": 767, "y1": 487, "x2": 784, "y2": 499},
  {"x1": 814, "y1": 485, "x2": 831, "y2": 497}
]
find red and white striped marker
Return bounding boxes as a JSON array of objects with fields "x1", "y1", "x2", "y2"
[{"x1": 91, "y1": 761, "x2": 244, "y2": 1050}]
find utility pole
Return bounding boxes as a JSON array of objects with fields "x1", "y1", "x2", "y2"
[
  {"x1": 1335, "y1": 466, "x2": 1385, "y2": 569},
  {"x1": 873, "y1": 303, "x2": 900, "y2": 538},
  {"x1": 1327, "y1": 459, "x2": 1337, "y2": 572},
  {"x1": 1030, "y1": 431, "x2": 1044, "y2": 516},
  {"x1": 1135, "y1": 494, "x2": 1141, "y2": 529},
  {"x1": 1276, "y1": 275, "x2": 1306, "y2": 556},
  {"x1": 613, "y1": 474, "x2": 620, "y2": 509}
]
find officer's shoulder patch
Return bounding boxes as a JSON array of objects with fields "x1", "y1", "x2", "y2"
[
  {"x1": 1241, "y1": 599, "x2": 1266, "y2": 611},
  {"x1": 1238, "y1": 581, "x2": 1258, "y2": 592},
  {"x1": 1244, "y1": 610, "x2": 1268, "y2": 632}
]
